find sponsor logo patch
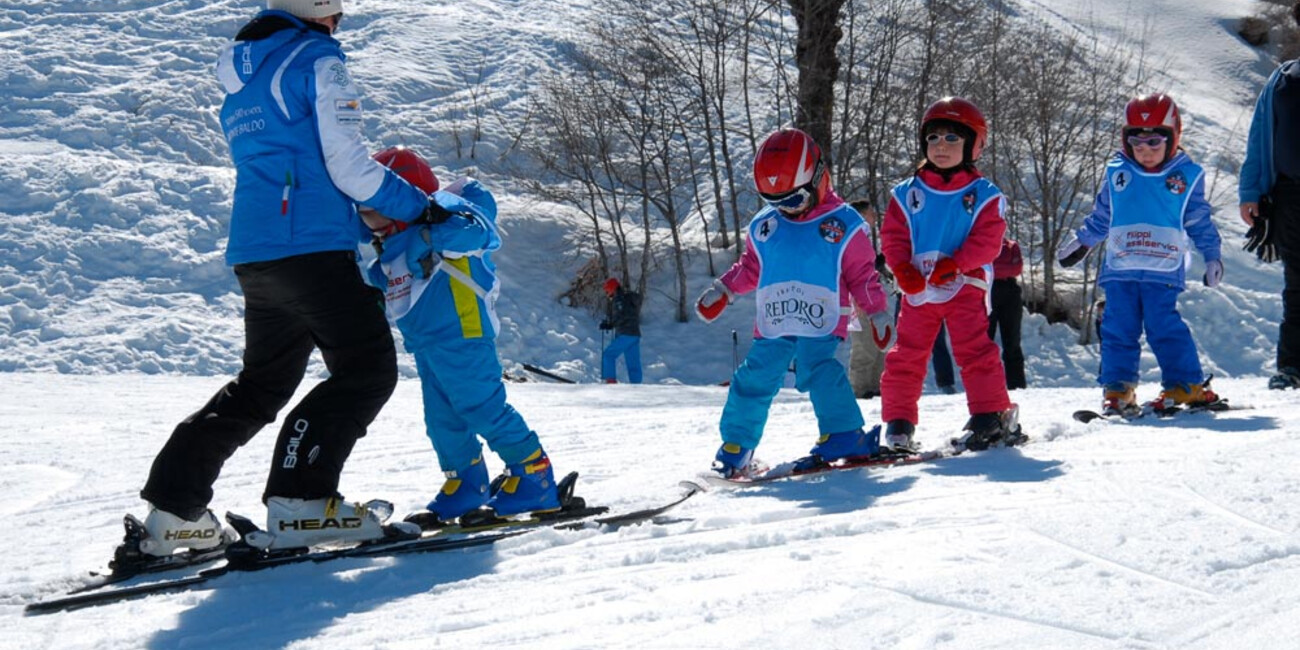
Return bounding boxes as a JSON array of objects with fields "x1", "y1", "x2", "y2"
[
  {"x1": 328, "y1": 62, "x2": 350, "y2": 87},
  {"x1": 819, "y1": 216, "x2": 846, "y2": 243},
  {"x1": 1165, "y1": 170, "x2": 1187, "y2": 195},
  {"x1": 335, "y1": 98, "x2": 362, "y2": 126}
]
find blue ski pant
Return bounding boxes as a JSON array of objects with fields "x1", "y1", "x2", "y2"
[
  {"x1": 412, "y1": 338, "x2": 541, "y2": 472},
  {"x1": 1098, "y1": 281, "x2": 1204, "y2": 389},
  {"x1": 720, "y1": 335, "x2": 864, "y2": 450},
  {"x1": 602, "y1": 334, "x2": 643, "y2": 383}
]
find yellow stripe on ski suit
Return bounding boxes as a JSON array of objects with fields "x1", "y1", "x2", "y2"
[{"x1": 446, "y1": 256, "x2": 483, "y2": 338}]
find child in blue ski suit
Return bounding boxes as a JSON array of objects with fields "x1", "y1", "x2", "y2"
[
  {"x1": 695, "y1": 128, "x2": 894, "y2": 477},
  {"x1": 1058, "y1": 94, "x2": 1224, "y2": 414},
  {"x1": 362, "y1": 148, "x2": 560, "y2": 520}
]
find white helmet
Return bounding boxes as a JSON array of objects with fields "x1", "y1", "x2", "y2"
[{"x1": 267, "y1": 0, "x2": 343, "y2": 19}]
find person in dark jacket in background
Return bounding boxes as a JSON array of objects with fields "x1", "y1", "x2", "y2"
[
  {"x1": 600, "y1": 278, "x2": 643, "y2": 383},
  {"x1": 987, "y1": 237, "x2": 1027, "y2": 389}
]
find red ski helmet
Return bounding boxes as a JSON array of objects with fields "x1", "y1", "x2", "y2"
[
  {"x1": 920, "y1": 97, "x2": 988, "y2": 163},
  {"x1": 753, "y1": 128, "x2": 829, "y2": 215},
  {"x1": 1123, "y1": 93, "x2": 1181, "y2": 163},
  {"x1": 373, "y1": 146, "x2": 439, "y2": 194},
  {"x1": 603, "y1": 277, "x2": 620, "y2": 295}
]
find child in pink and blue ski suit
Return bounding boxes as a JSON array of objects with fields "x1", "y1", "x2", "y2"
[{"x1": 695, "y1": 128, "x2": 894, "y2": 477}]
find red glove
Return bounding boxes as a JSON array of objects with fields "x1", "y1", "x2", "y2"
[
  {"x1": 929, "y1": 258, "x2": 961, "y2": 286},
  {"x1": 892, "y1": 264, "x2": 926, "y2": 295},
  {"x1": 695, "y1": 281, "x2": 732, "y2": 323}
]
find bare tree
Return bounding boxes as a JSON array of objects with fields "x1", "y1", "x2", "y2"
[{"x1": 787, "y1": 0, "x2": 846, "y2": 162}]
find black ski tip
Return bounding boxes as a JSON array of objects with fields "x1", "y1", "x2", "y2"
[{"x1": 1073, "y1": 409, "x2": 1103, "y2": 424}]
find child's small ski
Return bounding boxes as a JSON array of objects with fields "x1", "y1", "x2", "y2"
[
  {"x1": 699, "y1": 448, "x2": 954, "y2": 488},
  {"x1": 1074, "y1": 399, "x2": 1233, "y2": 424}
]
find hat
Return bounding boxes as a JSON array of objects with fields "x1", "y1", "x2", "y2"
[
  {"x1": 268, "y1": 0, "x2": 343, "y2": 19},
  {"x1": 603, "y1": 278, "x2": 620, "y2": 295}
]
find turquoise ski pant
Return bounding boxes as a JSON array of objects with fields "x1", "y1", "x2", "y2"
[
  {"x1": 720, "y1": 335, "x2": 864, "y2": 450},
  {"x1": 412, "y1": 338, "x2": 541, "y2": 472}
]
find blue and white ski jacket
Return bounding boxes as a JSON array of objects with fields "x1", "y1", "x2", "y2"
[
  {"x1": 367, "y1": 178, "x2": 503, "y2": 347},
  {"x1": 215, "y1": 11, "x2": 428, "y2": 265},
  {"x1": 1076, "y1": 151, "x2": 1221, "y2": 290}
]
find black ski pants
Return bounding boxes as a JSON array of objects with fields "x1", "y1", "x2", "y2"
[
  {"x1": 987, "y1": 278, "x2": 1027, "y2": 389},
  {"x1": 1273, "y1": 176, "x2": 1300, "y2": 372},
  {"x1": 141, "y1": 250, "x2": 397, "y2": 520}
]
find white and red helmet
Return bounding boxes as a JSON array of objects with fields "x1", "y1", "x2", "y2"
[
  {"x1": 1123, "y1": 93, "x2": 1181, "y2": 163},
  {"x1": 752, "y1": 128, "x2": 829, "y2": 215}
]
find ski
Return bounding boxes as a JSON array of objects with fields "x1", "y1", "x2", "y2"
[
  {"x1": 702, "y1": 412, "x2": 1029, "y2": 489},
  {"x1": 23, "y1": 528, "x2": 516, "y2": 615},
  {"x1": 699, "y1": 448, "x2": 954, "y2": 488},
  {"x1": 25, "y1": 482, "x2": 699, "y2": 615},
  {"x1": 521, "y1": 363, "x2": 576, "y2": 384},
  {"x1": 1073, "y1": 399, "x2": 1233, "y2": 424},
  {"x1": 403, "y1": 471, "x2": 607, "y2": 533}
]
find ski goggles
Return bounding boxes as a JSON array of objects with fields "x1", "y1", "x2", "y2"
[
  {"x1": 1126, "y1": 133, "x2": 1168, "y2": 149},
  {"x1": 760, "y1": 186, "x2": 813, "y2": 213},
  {"x1": 925, "y1": 133, "x2": 964, "y2": 145}
]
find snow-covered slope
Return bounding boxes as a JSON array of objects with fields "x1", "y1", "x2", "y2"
[{"x1": 7, "y1": 375, "x2": 1300, "y2": 649}]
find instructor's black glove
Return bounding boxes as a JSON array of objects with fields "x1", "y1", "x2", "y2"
[
  {"x1": 1244, "y1": 196, "x2": 1279, "y2": 263},
  {"x1": 418, "y1": 198, "x2": 456, "y2": 225},
  {"x1": 599, "y1": 321, "x2": 612, "y2": 331}
]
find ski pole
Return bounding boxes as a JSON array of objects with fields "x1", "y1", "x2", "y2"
[{"x1": 731, "y1": 329, "x2": 738, "y2": 370}]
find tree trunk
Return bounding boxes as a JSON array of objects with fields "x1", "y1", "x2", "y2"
[{"x1": 786, "y1": 0, "x2": 845, "y2": 165}]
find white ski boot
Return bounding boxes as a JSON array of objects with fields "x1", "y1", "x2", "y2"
[
  {"x1": 138, "y1": 506, "x2": 233, "y2": 557},
  {"x1": 255, "y1": 496, "x2": 419, "y2": 550}
]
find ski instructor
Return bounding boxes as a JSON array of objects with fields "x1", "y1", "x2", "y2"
[{"x1": 130, "y1": 0, "x2": 435, "y2": 558}]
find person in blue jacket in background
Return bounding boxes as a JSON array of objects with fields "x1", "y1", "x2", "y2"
[
  {"x1": 132, "y1": 0, "x2": 433, "y2": 560},
  {"x1": 361, "y1": 147, "x2": 560, "y2": 522},
  {"x1": 1058, "y1": 93, "x2": 1223, "y2": 416},
  {"x1": 1239, "y1": 0, "x2": 1300, "y2": 390}
]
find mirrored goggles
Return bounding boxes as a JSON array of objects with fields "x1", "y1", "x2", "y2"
[
  {"x1": 760, "y1": 186, "x2": 813, "y2": 213},
  {"x1": 925, "y1": 133, "x2": 964, "y2": 144},
  {"x1": 1126, "y1": 133, "x2": 1168, "y2": 149}
]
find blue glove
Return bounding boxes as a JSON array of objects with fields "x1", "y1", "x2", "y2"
[{"x1": 406, "y1": 226, "x2": 440, "y2": 279}]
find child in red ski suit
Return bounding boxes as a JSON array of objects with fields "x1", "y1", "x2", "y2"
[{"x1": 879, "y1": 97, "x2": 1022, "y2": 452}]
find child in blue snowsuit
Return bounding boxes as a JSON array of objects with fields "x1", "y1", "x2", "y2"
[
  {"x1": 1058, "y1": 94, "x2": 1223, "y2": 414},
  {"x1": 363, "y1": 150, "x2": 560, "y2": 520}
]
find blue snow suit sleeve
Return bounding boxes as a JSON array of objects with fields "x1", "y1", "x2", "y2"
[
  {"x1": 1241, "y1": 64, "x2": 1283, "y2": 204},
  {"x1": 1077, "y1": 174, "x2": 1114, "y2": 249},
  {"x1": 1184, "y1": 176, "x2": 1221, "y2": 263}
]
